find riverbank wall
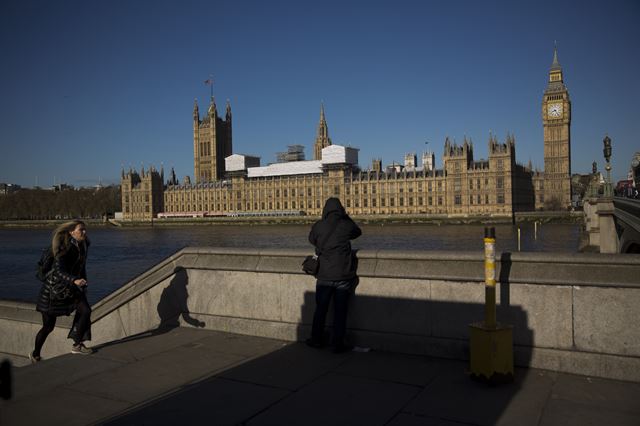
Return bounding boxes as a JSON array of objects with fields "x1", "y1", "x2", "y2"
[
  {"x1": 0, "y1": 211, "x2": 583, "y2": 228},
  {"x1": 1, "y1": 247, "x2": 638, "y2": 382}
]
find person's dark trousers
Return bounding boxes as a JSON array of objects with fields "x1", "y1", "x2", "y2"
[
  {"x1": 311, "y1": 279, "x2": 353, "y2": 347},
  {"x1": 69, "y1": 293, "x2": 92, "y2": 344}
]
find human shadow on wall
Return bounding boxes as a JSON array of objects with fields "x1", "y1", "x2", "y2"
[
  {"x1": 93, "y1": 267, "x2": 204, "y2": 352},
  {"x1": 156, "y1": 268, "x2": 205, "y2": 331}
]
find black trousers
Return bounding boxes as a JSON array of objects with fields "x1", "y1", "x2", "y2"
[
  {"x1": 33, "y1": 293, "x2": 91, "y2": 356},
  {"x1": 311, "y1": 279, "x2": 355, "y2": 347}
]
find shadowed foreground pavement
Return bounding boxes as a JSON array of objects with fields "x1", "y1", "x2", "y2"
[{"x1": 1, "y1": 327, "x2": 639, "y2": 426}]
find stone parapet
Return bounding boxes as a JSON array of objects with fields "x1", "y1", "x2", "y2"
[{"x1": 1, "y1": 248, "x2": 639, "y2": 382}]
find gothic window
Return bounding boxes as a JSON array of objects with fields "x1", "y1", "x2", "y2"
[
  {"x1": 455, "y1": 195, "x2": 461, "y2": 205},
  {"x1": 497, "y1": 177, "x2": 504, "y2": 189},
  {"x1": 497, "y1": 193, "x2": 505, "y2": 204}
]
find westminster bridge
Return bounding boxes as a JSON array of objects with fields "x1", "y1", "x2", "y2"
[
  {"x1": 584, "y1": 196, "x2": 640, "y2": 253},
  {"x1": 1, "y1": 247, "x2": 639, "y2": 424}
]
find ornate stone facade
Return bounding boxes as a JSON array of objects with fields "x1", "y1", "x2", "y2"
[
  {"x1": 193, "y1": 97, "x2": 232, "y2": 183},
  {"x1": 121, "y1": 50, "x2": 579, "y2": 220},
  {"x1": 541, "y1": 47, "x2": 572, "y2": 209},
  {"x1": 121, "y1": 166, "x2": 164, "y2": 220}
]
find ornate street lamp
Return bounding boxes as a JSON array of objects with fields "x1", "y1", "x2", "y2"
[{"x1": 603, "y1": 136, "x2": 613, "y2": 198}]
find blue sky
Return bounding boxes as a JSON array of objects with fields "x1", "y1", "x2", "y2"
[{"x1": 1, "y1": 0, "x2": 639, "y2": 187}]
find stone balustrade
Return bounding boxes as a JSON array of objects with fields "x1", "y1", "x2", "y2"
[{"x1": 1, "y1": 247, "x2": 639, "y2": 381}]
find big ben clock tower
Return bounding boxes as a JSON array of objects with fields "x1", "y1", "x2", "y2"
[{"x1": 542, "y1": 47, "x2": 572, "y2": 209}]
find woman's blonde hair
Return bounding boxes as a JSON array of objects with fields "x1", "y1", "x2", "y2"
[{"x1": 51, "y1": 220, "x2": 86, "y2": 256}]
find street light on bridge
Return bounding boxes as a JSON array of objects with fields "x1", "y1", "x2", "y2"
[{"x1": 603, "y1": 136, "x2": 613, "y2": 198}]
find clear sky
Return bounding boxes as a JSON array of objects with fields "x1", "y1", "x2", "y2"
[{"x1": 1, "y1": 0, "x2": 639, "y2": 188}]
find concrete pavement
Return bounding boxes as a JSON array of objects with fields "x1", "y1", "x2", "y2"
[{"x1": 1, "y1": 327, "x2": 639, "y2": 425}]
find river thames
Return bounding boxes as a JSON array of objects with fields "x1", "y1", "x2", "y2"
[{"x1": 0, "y1": 223, "x2": 581, "y2": 304}]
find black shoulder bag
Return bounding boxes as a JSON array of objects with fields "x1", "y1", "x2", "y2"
[{"x1": 302, "y1": 225, "x2": 337, "y2": 276}]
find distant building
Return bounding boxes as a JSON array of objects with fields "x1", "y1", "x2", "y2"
[
  {"x1": 193, "y1": 97, "x2": 232, "y2": 183},
  {"x1": 0, "y1": 183, "x2": 21, "y2": 195},
  {"x1": 121, "y1": 166, "x2": 164, "y2": 220},
  {"x1": 121, "y1": 48, "x2": 579, "y2": 220},
  {"x1": 541, "y1": 47, "x2": 572, "y2": 210}
]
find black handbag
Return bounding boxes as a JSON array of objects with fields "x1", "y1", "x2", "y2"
[
  {"x1": 302, "y1": 254, "x2": 319, "y2": 275},
  {"x1": 301, "y1": 225, "x2": 336, "y2": 276}
]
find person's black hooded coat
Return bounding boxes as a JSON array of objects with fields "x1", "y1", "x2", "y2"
[{"x1": 309, "y1": 198, "x2": 362, "y2": 281}]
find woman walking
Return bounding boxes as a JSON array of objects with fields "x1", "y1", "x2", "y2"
[{"x1": 30, "y1": 220, "x2": 93, "y2": 362}]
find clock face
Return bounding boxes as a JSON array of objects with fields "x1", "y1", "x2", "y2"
[{"x1": 547, "y1": 103, "x2": 563, "y2": 118}]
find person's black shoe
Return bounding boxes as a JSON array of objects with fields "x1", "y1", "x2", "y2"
[
  {"x1": 332, "y1": 344, "x2": 354, "y2": 354},
  {"x1": 305, "y1": 338, "x2": 324, "y2": 349}
]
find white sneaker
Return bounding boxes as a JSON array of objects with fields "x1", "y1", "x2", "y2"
[
  {"x1": 71, "y1": 343, "x2": 93, "y2": 355},
  {"x1": 28, "y1": 351, "x2": 41, "y2": 363}
]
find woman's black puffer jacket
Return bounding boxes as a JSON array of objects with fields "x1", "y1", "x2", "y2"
[{"x1": 36, "y1": 239, "x2": 88, "y2": 316}]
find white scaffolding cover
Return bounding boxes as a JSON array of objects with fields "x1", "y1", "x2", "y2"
[
  {"x1": 321, "y1": 145, "x2": 359, "y2": 165},
  {"x1": 226, "y1": 154, "x2": 261, "y2": 172},
  {"x1": 245, "y1": 145, "x2": 359, "y2": 178},
  {"x1": 248, "y1": 160, "x2": 323, "y2": 178}
]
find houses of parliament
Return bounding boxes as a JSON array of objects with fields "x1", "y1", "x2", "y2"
[{"x1": 121, "y1": 49, "x2": 572, "y2": 221}]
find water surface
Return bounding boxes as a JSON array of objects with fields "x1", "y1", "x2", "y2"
[{"x1": 0, "y1": 223, "x2": 581, "y2": 304}]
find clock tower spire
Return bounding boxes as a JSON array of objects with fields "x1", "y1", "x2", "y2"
[{"x1": 541, "y1": 45, "x2": 572, "y2": 210}]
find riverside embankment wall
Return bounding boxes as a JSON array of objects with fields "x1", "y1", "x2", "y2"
[{"x1": 1, "y1": 248, "x2": 639, "y2": 381}]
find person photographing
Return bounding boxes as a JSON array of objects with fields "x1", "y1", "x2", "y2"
[{"x1": 307, "y1": 198, "x2": 361, "y2": 353}]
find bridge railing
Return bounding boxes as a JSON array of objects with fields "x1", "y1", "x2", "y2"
[{"x1": 1, "y1": 247, "x2": 639, "y2": 382}]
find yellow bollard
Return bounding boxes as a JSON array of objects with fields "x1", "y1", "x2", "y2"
[
  {"x1": 469, "y1": 226, "x2": 514, "y2": 384},
  {"x1": 484, "y1": 227, "x2": 497, "y2": 328}
]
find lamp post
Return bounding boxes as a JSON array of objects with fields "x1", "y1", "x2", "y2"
[
  {"x1": 603, "y1": 136, "x2": 613, "y2": 198},
  {"x1": 589, "y1": 161, "x2": 598, "y2": 198}
]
